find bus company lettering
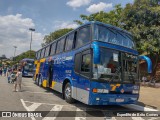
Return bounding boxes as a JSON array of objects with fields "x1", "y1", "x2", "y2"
[{"x1": 54, "y1": 56, "x2": 72, "y2": 64}]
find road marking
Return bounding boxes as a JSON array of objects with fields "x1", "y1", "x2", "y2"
[
  {"x1": 148, "y1": 117, "x2": 159, "y2": 120},
  {"x1": 132, "y1": 117, "x2": 145, "y2": 120},
  {"x1": 27, "y1": 103, "x2": 42, "y2": 111},
  {"x1": 21, "y1": 99, "x2": 159, "y2": 120},
  {"x1": 20, "y1": 99, "x2": 36, "y2": 120},
  {"x1": 42, "y1": 105, "x2": 63, "y2": 120},
  {"x1": 75, "y1": 108, "x2": 86, "y2": 120},
  {"x1": 22, "y1": 99, "x2": 75, "y2": 107},
  {"x1": 122, "y1": 104, "x2": 158, "y2": 111}
]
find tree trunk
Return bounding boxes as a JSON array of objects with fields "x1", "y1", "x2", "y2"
[{"x1": 152, "y1": 52, "x2": 160, "y2": 77}]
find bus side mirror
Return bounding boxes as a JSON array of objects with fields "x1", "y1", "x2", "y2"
[
  {"x1": 92, "y1": 43, "x2": 100, "y2": 64},
  {"x1": 139, "y1": 55, "x2": 152, "y2": 73}
]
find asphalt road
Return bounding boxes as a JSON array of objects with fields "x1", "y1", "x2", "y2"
[{"x1": 0, "y1": 76, "x2": 159, "y2": 120}]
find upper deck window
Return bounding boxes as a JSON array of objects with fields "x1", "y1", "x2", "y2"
[
  {"x1": 50, "y1": 42, "x2": 56, "y2": 55},
  {"x1": 37, "y1": 50, "x2": 41, "y2": 59},
  {"x1": 56, "y1": 37, "x2": 65, "y2": 54},
  {"x1": 44, "y1": 46, "x2": 50, "y2": 57},
  {"x1": 65, "y1": 33, "x2": 74, "y2": 51},
  {"x1": 96, "y1": 25, "x2": 135, "y2": 49},
  {"x1": 41, "y1": 48, "x2": 45, "y2": 58},
  {"x1": 75, "y1": 26, "x2": 91, "y2": 48}
]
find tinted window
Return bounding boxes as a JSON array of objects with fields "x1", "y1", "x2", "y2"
[
  {"x1": 56, "y1": 38, "x2": 65, "y2": 54},
  {"x1": 35, "y1": 52, "x2": 38, "y2": 59},
  {"x1": 44, "y1": 46, "x2": 50, "y2": 57},
  {"x1": 97, "y1": 25, "x2": 135, "y2": 49},
  {"x1": 65, "y1": 33, "x2": 74, "y2": 51},
  {"x1": 41, "y1": 49, "x2": 45, "y2": 58},
  {"x1": 81, "y1": 54, "x2": 91, "y2": 72},
  {"x1": 37, "y1": 50, "x2": 41, "y2": 59},
  {"x1": 50, "y1": 43, "x2": 56, "y2": 55},
  {"x1": 76, "y1": 26, "x2": 90, "y2": 48},
  {"x1": 75, "y1": 53, "x2": 81, "y2": 73}
]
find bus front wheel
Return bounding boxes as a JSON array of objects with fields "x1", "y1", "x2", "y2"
[{"x1": 64, "y1": 83, "x2": 75, "y2": 103}]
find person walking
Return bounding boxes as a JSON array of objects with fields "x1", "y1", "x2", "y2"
[
  {"x1": 0, "y1": 68, "x2": 2, "y2": 76},
  {"x1": 13, "y1": 69, "x2": 22, "y2": 92},
  {"x1": 3, "y1": 67, "x2": 7, "y2": 76},
  {"x1": 6, "y1": 69, "x2": 11, "y2": 83}
]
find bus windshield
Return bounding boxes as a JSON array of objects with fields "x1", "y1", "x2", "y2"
[
  {"x1": 95, "y1": 25, "x2": 135, "y2": 49},
  {"x1": 92, "y1": 48, "x2": 138, "y2": 83},
  {"x1": 122, "y1": 53, "x2": 138, "y2": 83},
  {"x1": 24, "y1": 61, "x2": 34, "y2": 72}
]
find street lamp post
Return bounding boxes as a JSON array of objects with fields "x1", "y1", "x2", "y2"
[
  {"x1": 13, "y1": 46, "x2": 17, "y2": 61},
  {"x1": 29, "y1": 28, "x2": 35, "y2": 58}
]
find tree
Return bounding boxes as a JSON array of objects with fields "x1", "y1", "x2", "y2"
[
  {"x1": 74, "y1": 4, "x2": 124, "y2": 27},
  {"x1": 10, "y1": 50, "x2": 35, "y2": 66},
  {"x1": 121, "y1": 0, "x2": 160, "y2": 76},
  {"x1": 42, "y1": 28, "x2": 73, "y2": 46}
]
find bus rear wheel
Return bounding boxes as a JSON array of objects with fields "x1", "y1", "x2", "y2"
[
  {"x1": 36, "y1": 76, "x2": 39, "y2": 85},
  {"x1": 64, "y1": 83, "x2": 75, "y2": 103}
]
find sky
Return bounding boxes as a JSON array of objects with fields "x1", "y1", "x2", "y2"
[{"x1": 0, "y1": 0, "x2": 134, "y2": 58}]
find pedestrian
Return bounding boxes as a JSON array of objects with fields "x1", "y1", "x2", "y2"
[
  {"x1": 13, "y1": 69, "x2": 22, "y2": 92},
  {"x1": 6, "y1": 69, "x2": 11, "y2": 83},
  {"x1": 142, "y1": 76, "x2": 147, "y2": 85},
  {"x1": 3, "y1": 67, "x2": 7, "y2": 76},
  {"x1": 0, "y1": 68, "x2": 2, "y2": 76}
]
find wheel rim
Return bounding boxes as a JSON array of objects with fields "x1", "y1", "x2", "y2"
[{"x1": 65, "y1": 86, "x2": 71, "y2": 99}]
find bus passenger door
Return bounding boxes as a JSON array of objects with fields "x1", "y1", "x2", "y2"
[
  {"x1": 48, "y1": 60, "x2": 54, "y2": 88},
  {"x1": 74, "y1": 50, "x2": 91, "y2": 104}
]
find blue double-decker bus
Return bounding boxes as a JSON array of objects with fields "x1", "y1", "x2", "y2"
[
  {"x1": 34, "y1": 21, "x2": 152, "y2": 105},
  {"x1": 20, "y1": 58, "x2": 34, "y2": 77}
]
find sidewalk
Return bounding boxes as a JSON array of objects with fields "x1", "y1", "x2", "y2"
[
  {"x1": 141, "y1": 82, "x2": 160, "y2": 88},
  {"x1": 137, "y1": 86, "x2": 160, "y2": 110}
]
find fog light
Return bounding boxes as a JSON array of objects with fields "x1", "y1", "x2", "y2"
[
  {"x1": 96, "y1": 98, "x2": 100, "y2": 101},
  {"x1": 92, "y1": 89, "x2": 109, "y2": 93},
  {"x1": 132, "y1": 90, "x2": 139, "y2": 94},
  {"x1": 103, "y1": 89, "x2": 109, "y2": 93}
]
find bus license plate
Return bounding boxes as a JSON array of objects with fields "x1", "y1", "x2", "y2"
[{"x1": 116, "y1": 98, "x2": 124, "y2": 102}]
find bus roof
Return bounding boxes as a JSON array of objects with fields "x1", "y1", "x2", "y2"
[{"x1": 37, "y1": 21, "x2": 132, "y2": 52}]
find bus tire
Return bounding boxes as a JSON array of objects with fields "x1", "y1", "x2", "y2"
[
  {"x1": 35, "y1": 75, "x2": 39, "y2": 85},
  {"x1": 64, "y1": 83, "x2": 75, "y2": 103}
]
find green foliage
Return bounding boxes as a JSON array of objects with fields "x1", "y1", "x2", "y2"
[
  {"x1": 74, "y1": 4, "x2": 124, "y2": 27},
  {"x1": 121, "y1": 0, "x2": 160, "y2": 75},
  {"x1": 10, "y1": 50, "x2": 35, "y2": 66},
  {"x1": 121, "y1": 0, "x2": 160, "y2": 54},
  {"x1": 42, "y1": 28, "x2": 73, "y2": 46}
]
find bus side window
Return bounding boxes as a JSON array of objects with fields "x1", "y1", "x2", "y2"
[
  {"x1": 65, "y1": 33, "x2": 74, "y2": 51},
  {"x1": 50, "y1": 42, "x2": 56, "y2": 55},
  {"x1": 56, "y1": 37, "x2": 65, "y2": 54},
  {"x1": 41, "y1": 48, "x2": 45, "y2": 58},
  {"x1": 81, "y1": 50, "x2": 91, "y2": 78},
  {"x1": 74, "y1": 53, "x2": 81, "y2": 73},
  {"x1": 38, "y1": 50, "x2": 42, "y2": 59},
  {"x1": 75, "y1": 26, "x2": 90, "y2": 48},
  {"x1": 44, "y1": 46, "x2": 50, "y2": 57}
]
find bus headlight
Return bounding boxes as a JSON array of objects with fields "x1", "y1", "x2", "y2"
[
  {"x1": 132, "y1": 90, "x2": 139, "y2": 94},
  {"x1": 92, "y1": 89, "x2": 109, "y2": 93}
]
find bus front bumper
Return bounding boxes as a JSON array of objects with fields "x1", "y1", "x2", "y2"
[{"x1": 88, "y1": 94, "x2": 139, "y2": 105}]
